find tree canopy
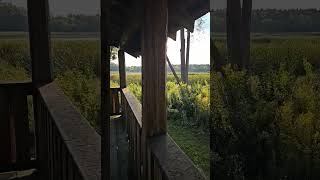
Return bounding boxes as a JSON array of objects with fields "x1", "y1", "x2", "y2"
[{"x1": 212, "y1": 9, "x2": 320, "y2": 33}]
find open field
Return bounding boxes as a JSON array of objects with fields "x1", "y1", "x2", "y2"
[
  {"x1": 0, "y1": 32, "x2": 99, "y2": 40},
  {"x1": 0, "y1": 36, "x2": 210, "y2": 177}
]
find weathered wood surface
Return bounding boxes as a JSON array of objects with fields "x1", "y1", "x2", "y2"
[
  {"x1": 122, "y1": 88, "x2": 207, "y2": 180},
  {"x1": 122, "y1": 88, "x2": 142, "y2": 179},
  {"x1": 180, "y1": 29, "x2": 187, "y2": 83},
  {"x1": 101, "y1": 0, "x2": 111, "y2": 179},
  {"x1": 118, "y1": 50, "x2": 127, "y2": 89},
  {"x1": 110, "y1": 0, "x2": 209, "y2": 56},
  {"x1": 27, "y1": 0, "x2": 53, "y2": 86},
  {"x1": 0, "y1": 82, "x2": 32, "y2": 170},
  {"x1": 227, "y1": 0, "x2": 242, "y2": 66},
  {"x1": 148, "y1": 135, "x2": 207, "y2": 180},
  {"x1": 37, "y1": 82, "x2": 101, "y2": 180},
  {"x1": 110, "y1": 116, "x2": 128, "y2": 180},
  {"x1": 27, "y1": 0, "x2": 53, "y2": 178},
  {"x1": 166, "y1": 56, "x2": 181, "y2": 85},
  {"x1": 110, "y1": 88, "x2": 121, "y2": 115},
  {"x1": 186, "y1": 30, "x2": 190, "y2": 83},
  {"x1": 142, "y1": 0, "x2": 168, "y2": 137},
  {"x1": 122, "y1": 88, "x2": 142, "y2": 127}
]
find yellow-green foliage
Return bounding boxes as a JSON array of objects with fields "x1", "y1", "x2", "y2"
[
  {"x1": 1, "y1": 39, "x2": 210, "y2": 177},
  {"x1": 0, "y1": 62, "x2": 29, "y2": 80},
  {"x1": 116, "y1": 78, "x2": 210, "y2": 129},
  {"x1": 212, "y1": 58, "x2": 320, "y2": 179},
  {"x1": 55, "y1": 71, "x2": 100, "y2": 128}
]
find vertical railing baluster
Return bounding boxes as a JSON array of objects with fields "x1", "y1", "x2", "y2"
[
  {"x1": 58, "y1": 135, "x2": 62, "y2": 179},
  {"x1": 49, "y1": 117, "x2": 54, "y2": 180},
  {"x1": 67, "y1": 155, "x2": 73, "y2": 180},
  {"x1": 44, "y1": 105, "x2": 49, "y2": 180}
]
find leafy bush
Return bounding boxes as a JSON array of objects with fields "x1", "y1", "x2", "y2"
[
  {"x1": 212, "y1": 58, "x2": 320, "y2": 179},
  {"x1": 55, "y1": 71, "x2": 100, "y2": 128}
]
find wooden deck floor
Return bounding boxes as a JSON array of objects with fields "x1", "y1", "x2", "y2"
[
  {"x1": 110, "y1": 115, "x2": 128, "y2": 180},
  {"x1": 0, "y1": 169, "x2": 38, "y2": 180}
]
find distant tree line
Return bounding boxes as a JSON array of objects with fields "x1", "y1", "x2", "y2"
[
  {"x1": 4, "y1": 2, "x2": 320, "y2": 33},
  {"x1": 0, "y1": 2, "x2": 99, "y2": 32},
  {"x1": 110, "y1": 63, "x2": 209, "y2": 73},
  {"x1": 212, "y1": 9, "x2": 320, "y2": 33}
]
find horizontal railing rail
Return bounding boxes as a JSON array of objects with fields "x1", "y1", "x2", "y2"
[
  {"x1": 0, "y1": 81, "x2": 33, "y2": 171},
  {"x1": 37, "y1": 82, "x2": 101, "y2": 180},
  {"x1": 121, "y1": 87, "x2": 207, "y2": 180}
]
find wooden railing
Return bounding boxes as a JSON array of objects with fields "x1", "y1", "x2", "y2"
[
  {"x1": 121, "y1": 88, "x2": 207, "y2": 180},
  {"x1": 0, "y1": 81, "x2": 34, "y2": 172},
  {"x1": 36, "y1": 82, "x2": 101, "y2": 180}
]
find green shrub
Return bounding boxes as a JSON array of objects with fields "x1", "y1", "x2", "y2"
[{"x1": 212, "y1": 59, "x2": 320, "y2": 179}]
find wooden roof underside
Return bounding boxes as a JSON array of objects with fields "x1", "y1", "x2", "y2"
[{"x1": 110, "y1": 0, "x2": 209, "y2": 57}]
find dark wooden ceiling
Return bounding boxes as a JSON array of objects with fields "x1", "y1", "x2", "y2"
[{"x1": 110, "y1": 0, "x2": 209, "y2": 57}]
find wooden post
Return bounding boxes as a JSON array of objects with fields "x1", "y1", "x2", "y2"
[
  {"x1": 27, "y1": 0, "x2": 52, "y2": 178},
  {"x1": 180, "y1": 29, "x2": 186, "y2": 83},
  {"x1": 186, "y1": 30, "x2": 191, "y2": 83},
  {"x1": 101, "y1": 0, "x2": 111, "y2": 179},
  {"x1": 142, "y1": 0, "x2": 168, "y2": 137},
  {"x1": 27, "y1": 0, "x2": 53, "y2": 87},
  {"x1": 118, "y1": 50, "x2": 126, "y2": 89},
  {"x1": 241, "y1": 0, "x2": 253, "y2": 68},
  {"x1": 227, "y1": 0, "x2": 242, "y2": 67},
  {"x1": 142, "y1": 1, "x2": 168, "y2": 178},
  {"x1": 166, "y1": 56, "x2": 181, "y2": 85}
]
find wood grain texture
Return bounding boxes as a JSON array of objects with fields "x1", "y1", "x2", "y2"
[
  {"x1": 0, "y1": 82, "x2": 31, "y2": 170},
  {"x1": 101, "y1": 0, "x2": 111, "y2": 179},
  {"x1": 37, "y1": 82, "x2": 101, "y2": 180},
  {"x1": 148, "y1": 134, "x2": 207, "y2": 180},
  {"x1": 118, "y1": 50, "x2": 127, "y2": 89},
  {"x1": 142, "y1": 0, "x2": 168, "y2": 137},
  {"x1": 27, "y1": 0, "x2": 53, "y2": 86},
  {"x1": 122, "y1": 87, "x2": 207, "y2": 180}
]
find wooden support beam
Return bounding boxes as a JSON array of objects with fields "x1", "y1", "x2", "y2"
[
  {"x1": 166, "y1": 56, "x2": 181, "y2": 85},
  {"x1": 241, "y1": 0, "x2": 253, "y2": 68},
  {"x1": 180, "y1": 29, "x2": 187, "y2": 83},
  {"x1": 227, "y1": 0, "x2": 242, "y2": 67},
  {"x1": 101, "y1": 0, "x2": 111, "y2": 179},
  {"x1": 27, "y1": 0, "x2": 53, "y2": 87},
  {"x1": 142, "y1": 0, "x2": 168, "y2": 137},
  {"x1": 186, "y1": 30, "x2": 191, "y2": 83},
  {"x1": 118, "y1": 50, "x2": 127, "y2": 89},
  {"x1": 27, "y1": 0, "x2": 52, "y2": 178}
]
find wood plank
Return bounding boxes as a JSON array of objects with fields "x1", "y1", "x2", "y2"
[
  {"x1": 38, "y1": 82, "x2": 101, "y2": 180},
  {"x1": 142, "y1": 0, "x2": 168, "y2": 137},
  {"x1": 13, "y1": 90, "x2": 30, "y2": 163},
  {"x1": 0, "y1": 83, "x2": 31, "y2": 170},
  {"x1": 148, "y1": 134, "x2": 207, "y2": 180},
  {"x1": 27, "y1": 0, "x2": 53, "y2": 86},
  {"x1": 101, "y1": 0, "x2": 111, "y2": 179},
  {"x1": 0, "y1": 89, "x2": 11, "y2": 165},
  {"x1": 122, "y1": 88, "x2": 142, "y2": 127},
  {"x1": 180, "y1": 29, "x2": 187, "y2": 83},
  {"x1": 166, "y1": 56, "x2": 181, "y2": 85},
  {"x1": 118, "y1": 50, "x2": 127, "y2": 89},
  {"x1": 27, "y1": 0, "x2": 52, "y2": 178}
]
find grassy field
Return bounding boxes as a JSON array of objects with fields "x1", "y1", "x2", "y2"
[
  {"x1": 110, "y1": 73, "x2": 210, "y2": 176},
  {"x1": 0, "y1": 32, "x2": 99, "y2": 40},
  {"x1": 0, "y1": 36, "x2": 210, "y2": 177}
]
